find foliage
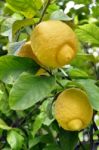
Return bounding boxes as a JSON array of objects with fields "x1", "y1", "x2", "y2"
[{"x1": 0, "y1": 0, "x2": 99, "y2": 149}]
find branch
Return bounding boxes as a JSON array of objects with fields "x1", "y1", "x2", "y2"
[
  {"x1": 38, "y1": 0, "x2": 51, "y2": 23},
  {"x1": 90, "y1": 124, "x2": 94, "y2": 150}
]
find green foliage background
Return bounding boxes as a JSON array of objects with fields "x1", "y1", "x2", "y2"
[{"x1": 0, "y1": 0, "x2": 99, "y2": 149}]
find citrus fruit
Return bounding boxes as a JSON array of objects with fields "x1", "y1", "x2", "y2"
[
  {"x1": 17, "y1": 41, "x2": 36, "y2": 59},
  {"x1": 17, "y1": 41, "x2": 41, "y2": 65},
  {"x1": 30, "y1": 20, "x2": 78, "y2": 68},
  {"x1": 54, "y1": 88, "x2": 93, "y2": 131}
]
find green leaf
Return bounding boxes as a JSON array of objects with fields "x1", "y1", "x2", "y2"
[
  {"x1": 68, "y1": 68, "x2": 89, "y2": 78},
  {"x1": 0, "y1": 90, "x2": 3, "y2": 100},
  {"x1": 76, "y1": 24, "x2": 99, "y2": 45},
  {"x1": 77, "y1": 79, "x2": 99, "y2": 110},
  {"x1": 0, "y1": 82, "x2": 11, "y2": 116},
  {"x1": 7, "y1": 130, "x2": 24, "y2": 150},
  {"x1": 32, "y1": 112, "x2": 46, "y2": 137},
  {"x1": 12, "y1": 18, "x2": 37, "y2": 37},
  {"x1": 74, "y1": 0, "x2": 91, "y2": 4},
  {"x1": 47, "y1": 3, "x2": 60, "y2": 13},
  {"x1": 50, "y1": 10, "x2": 72, "y2": 21},
  {"x1": 2, "y1": 148, "x2": 11, "y2": 150},
  {"x1": 92, "y1": 6, "x2": 99, "y2": 18},
  {"x1": 29, "y1": 134, "x2": 55, "y2": 149},
  {"x1": 9, "y1": 74, "x2": 55, "y2": 110},
  {"x1": 0, "y1": 118, "x2": 11, "y2": 130},
  {"x1": 0, "y1": 17, "x2": 15, "y2": 38},
  {"x1": 6, "y1": 0, "x2": 43, "y2": 18},
  {"x1": 43, "y1": 144, "x2": 61, "y2": 150},
  {"x1": 0, "y1": 56, "x2": 39, "y2": 84},
  {"x1": 32, "y1": 99, "x2": 54, "y2": 137},
  {"x1": 59, "y1": 129, "x2": 78, "y2": 150}
]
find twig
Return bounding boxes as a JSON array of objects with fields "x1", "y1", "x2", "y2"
[
  {"x1": 93, "y1": 121, "x2": 99, "y2": 139},
  {"x1": 38, "y1": 0, "x2": 51, "y2": 23},
  {"x1": 58, "y1": 68, "x2": 72, "y2": 80},
  {"x1": 79, "y1": 141, "x2": 86, "y2": 150},
  {"x1": 90, "y1": 124, "x2": 94, "y2": 150}
]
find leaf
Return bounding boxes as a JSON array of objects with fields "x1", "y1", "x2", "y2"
[
  {"x1": 92, "y1": 6, "x2": 99, "y2": 18},
  {"x1": 8, "y1": 40, "x2": 26, "y2": 55},
  {"x1": 7, "y1": 130, "x2": 24, "y2": 150},
  {"x1": 9, "y1": 74, "x2": 55, "y2": 110},
  {"x1": 47, "y1": 3, "x2": 60, "y2": 13},
  {"x1": 32, "y1": 99, "x2": 54, "y2": 137},
  {"x1": 0, "y1": 17, "x2": 15, "y2": 38},
  {"x1": 77, "y1": 79, "x2": 99, "y2": 111},
  {"x1": 0, "y1": 82, "x2": 11, "y2": 115},
  {"x1": 0, "y1": 90, "x2": 3, "y2": 100},
  {"x1": 32, "y1": 112, "x2": 46, "y2": 137},
  {"x1": 59, "y1": 129, "x2": 78, "y2": 150},
  {"x1": 43, "y1": 144, "x2": 61, "y2": 150},
  {"x1": 0, "y1": 118, "x2": 11, "y2": 130},
  {"x1": 68, "y1": 68, "x2": 89, "y2": 78},
  {"x1": 74, "y1": 0, "x2": 91, "y2": 4},
  {"x1": 29, "y1": 134, "x2": 54, "y2": 149},
  {"x1": 50, "y1": 10, "x2": 72, "y2": 21},
  {"x1": 6, "y1": 0, "x2": 43, "y2": 18},
  {"x1": 0, "y1": 56, "x2": 39, "y2": 84},
  {"x1": 76, "y1": 24, "x2": 99, "y2": 45},
  {"x1": 12, "y1": 18, "x2": 37, "y2": 36},
  {"x1": 2, "y1": 148, "x2": 11, "y2": 150}
]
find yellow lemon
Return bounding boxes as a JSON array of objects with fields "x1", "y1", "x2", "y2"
[
  {"x1": 17, "y1": 42, "x2": 48, "y2": 75},
  {"x1": 54, "y1": 88, "x2": 93, "y2": 131},
  {"x1": 30, "y1": 20, "x2": 78, "y2": 68},
  {"x1": 17, "y1": 41, "x2": 36, "y2": 59},
  {"x1": 17, "y1": 41, "x2": 41, "y2": 65}
]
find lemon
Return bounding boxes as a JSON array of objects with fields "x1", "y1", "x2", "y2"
[
  {"x1": 30, "y1": 20, "x2": 78, "y2": 68},
  {"x1": 17, "y1": 41, "x2": 48, "y2": 75},
  {"x1": 17, "y1": 41, "x2": 35, "y2": 59},
  {"x1": 54, "y1": 88, "x2": 93, "y2": 131}
]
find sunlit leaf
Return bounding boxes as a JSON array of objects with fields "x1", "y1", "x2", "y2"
[
  {"x1": 0, "y1": 118, "x2": 11, "y2": 130},
  {"x1": 6, "y1": 0, "x2": 43, "y2": 18},
  {"x1": 50, "y1": 10, "x2": 72, "y2": 21},
  {"x1": 0, "y1": 56, "x2": 39, "y2": 84},
  {"x1": 9, "y1": 74, "x2": 55, "y2": 110},
  {"x1": 76, "y1": 24, "x2": 99, "y2": 45},
  {"x1": 77, "y1": 79, "x2": 99, "y2": 110},
  {"x1": 7, "y1": 130, "x2": 24, "y2": 150}
]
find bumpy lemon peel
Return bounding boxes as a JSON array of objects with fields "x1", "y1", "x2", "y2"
[
  {"x1": 30, "y1": 20, "x2": 78, "y2": 68},
  {"x1": 54, "y1": 88, "x2": 93, "y2": 131}
]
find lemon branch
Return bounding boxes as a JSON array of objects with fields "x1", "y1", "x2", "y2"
[{"x1": 38, "y1": 0, "x2": 51, "y2": 23}]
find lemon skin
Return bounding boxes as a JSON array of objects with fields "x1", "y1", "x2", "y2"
[
  {"x1": 54, "y1": 88, "x2": 93, "y2": 131},
  {"x1": 30, "y1": 20, "x2": 78, "y2": 68}
]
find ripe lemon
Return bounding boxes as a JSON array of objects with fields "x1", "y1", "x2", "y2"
[
  {"x1": 30, "y1": 20, "x2": 78, "y2": 68},
  {"x1": 17, "y1": 41, "x2": 48, "y2": 75},
  {"x1": 17, "y1": 41, "x2": 36, "y2": 59},
  {"x1": 54, "y1": 88, "x2": 93, "y2": 131},
  {"x1": 17, "y1": 41, "x2": 41, "y2": 65}
]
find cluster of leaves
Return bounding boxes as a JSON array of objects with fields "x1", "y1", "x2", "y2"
[{"x1": 0, "y1": 0, "x2": 99, "y2": 150}]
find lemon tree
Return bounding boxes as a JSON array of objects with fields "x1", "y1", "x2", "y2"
[{"x1": 0, "y1": 0, "x2": 99, "y2": 150}]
